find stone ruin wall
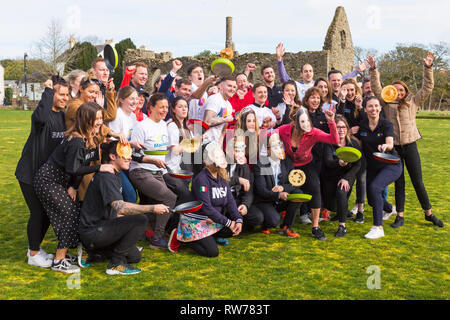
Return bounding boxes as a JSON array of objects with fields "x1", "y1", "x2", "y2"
[
  {"x1": 122, "y1": 6, "x2": 354, "y2": 91},
  {"x1": 123, "y1": 49, "x2": 334, "y2": 92}
]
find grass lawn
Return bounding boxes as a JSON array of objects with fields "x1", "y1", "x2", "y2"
[{"x1": 0, "y1": 110, "x2": 448, "y2": 300}]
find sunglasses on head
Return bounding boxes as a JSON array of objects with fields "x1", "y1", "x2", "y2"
[{"x1": 81, "y1": 78, "x2": 102, "y2": 86}]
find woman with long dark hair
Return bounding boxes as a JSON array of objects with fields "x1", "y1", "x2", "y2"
[{"x1": 33, "y1": 102, "x2": 116, "y2": 273}]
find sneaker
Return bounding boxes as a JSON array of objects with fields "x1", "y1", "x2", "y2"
[
  {"x1": 106, "y1": 264, "x2": 142, "y2": 276},
  {"x1": 391, "y1": 215, "x2": 404, "y2": 228},
  {"x1": 425, "y1": 213, "x2": 444, "y2": 228},
  {"x1": 364, "y1": 226, "x2": 385, "y2": 239},
  {"x1": 312, "y1": 227, "x2": 326, "y2": 241},
  {"x1": 383, "y1": 206, "x2": 397, "y2": 220},
  {"x1": 149, "y1": 237, "x2": 168, "y2": 249},
  {"x1": 51, "y1": 258, "x2": 80, "y2": 274},
  {"x1": 350, "y1": 204, "x2": 358, "y2": 215},
  {"x1": 355, "y1": 212, "x2": 364, "y2": 224},
  {"x1": 335, "y1": 225, "x2": 347, "y2": 238},
  {"x1": 260, "y1": 227, "x2": 271, "y2": 234},
  {"x1": 299, "y1": 214, "x2": 312, "y2": 225},
  {"x1": 215, "y1": 237, "x2": 230, "y2": 246},
  {"x1": 279, "y1": 226, "x2": 300, "y2": 238},
  {"x1": 320, "y1": 209, "x2": 330, "y2": 221},
  {"x1": 168, "y1": 229, "x2": 180, "y2": 253},
  {"x1": 39, "y1": 248, "x2": 54, "y2": 260},
  {"x1": 27, "y1": 251, "x2": 52, "y2": 268}
]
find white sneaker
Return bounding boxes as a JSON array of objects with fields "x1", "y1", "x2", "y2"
[
  {"x1": 299, "y1": 214, "x2": 312, "y2": 224},
  {"x1": 365, "y1": 226, "x2": 385, "y2": 239},
  {"x1": 51, "y1": 258, "x2": 80, "y2": 274},
  {"x1": 28, "y1": 251, "x2": 52, "y2": 268},
  {"x1": 27, "y1": 248, "x2": 55, "y2": 260},
  {"x1": 350, "y1": 204, "x2": 359, "y2": 215},
  {"x1": 383, "y1": 205, "x2": 397, "y2": 220}
]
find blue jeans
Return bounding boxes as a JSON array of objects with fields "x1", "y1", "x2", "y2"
[
  {"x1": 120, "y1": 170, "x2": 137, "y2": 203},
  {"x1": 367, "y1": 163, "x2": 402, "y2": 226}
]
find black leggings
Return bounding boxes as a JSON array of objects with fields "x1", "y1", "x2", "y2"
[
  {"x1": 188, "y1": 227, "x2": 233, "y2": 258},
  {"x1": 394, "y1": 142, "x2": 431, "y2": 213},
  {"x1": 80, "y1": 215, "x2": 148, "y2": 266},
  {"x1": 295, "y1": 161, "x2": 321, "y2": 209},
  {"x1": 19, "y1": 181, "x2": 50, "y2": 251},
  {"x1": 322, "y1": 177, "x2": 355, "y2": 223}
]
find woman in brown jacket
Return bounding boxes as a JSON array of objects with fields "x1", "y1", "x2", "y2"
[
  {"x1": 66, "y1": 77, "x2": 124, "y2": 201},
  {"x1": 368, "y1": 53, "x2": 443, "y2": 228}
]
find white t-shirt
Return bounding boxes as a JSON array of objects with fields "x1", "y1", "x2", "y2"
[
  {"x1": 295, "y1": 81, "x2": 314, "y2": 101},
  {"x1": 107, "y1": 107, "x2": 137, "y2": 141},
  {"x1": 188, "y1": 82, "x2": 209, "y2": 120},
  {"x1": 129, "y1": 117, "x2": 169, "y2": 172},
  {"x1": 203, "y1": 93, "x2": 233, "y2": 144},
  {"x1": 165, "y1": 121, "x2": 193, "y2": 171},
  {"x1": 249, "y1": 104, "x2": 276, "y2": 130}
]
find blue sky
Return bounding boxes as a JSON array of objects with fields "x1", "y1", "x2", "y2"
[{"x1": 1, "y1": 0, "x2": 449, "y2": 60}]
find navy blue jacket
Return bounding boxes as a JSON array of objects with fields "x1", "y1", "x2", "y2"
[{"x1": 192, "y1": 168, "x2": 243, "y2": 227}]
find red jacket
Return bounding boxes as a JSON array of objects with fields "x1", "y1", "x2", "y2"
[{"x1": 276, "y1": 122, "x2": 339, "y2": 167}]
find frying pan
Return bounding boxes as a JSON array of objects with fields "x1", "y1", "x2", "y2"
[
  {"x1": 373, "y1": 152, "x2": 400, "y2": 164},
  {"x1": 143, "y1": 149, "x2": 169, "y2": 155},
  {"x1": 336, "y1": 146, "x2": 361, "y2": 163},
  {"x1": 103, "y1": 43, "x2": 118, "y2": 72},
  {"x1": 166, "y1": 167, "x2": 194, "y2": 179},
  {"x1": 169, "y1": 201, "x2": 203, "y2": 214},
  {"x1": 187, "y1": 119, "x2": 210, "y2": 132},
  {"x1": 287, "y1": 194, "x2": 312, "y2": 203},
  {"x1": 211, "y1": 58, "x2": 235, "y2": 77}
]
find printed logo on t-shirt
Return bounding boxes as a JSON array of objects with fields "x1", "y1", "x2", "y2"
[
  {"x1": 200, "y1": 186, "x2": 207, "y2": 193},
  {"x1": 377, "y1": 133, "x2": 383, "y2": 137},
  {"x1": 51, "y1": 131, "x2": 65, "y2": 139},
  {"x1": 211, "y1": 187, "x2": 227, "y2": 199},
  {"x1": 85, "y1": 151, "x2": 96, "y2": 161},
  {"x1": 344, "y1": 109, "x2": 351, "y2": 113},
  {"x1": 360, "y1": 132, "x2": 368, "y2": 137}
]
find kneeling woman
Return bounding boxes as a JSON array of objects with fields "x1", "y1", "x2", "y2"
[
  {"x1": 34, "y1": 102, "x2": 115, "y2": 273},
  {"x1": 355, "y1": 96, "x2": 402, "y2": 239},
  {"x1": 176, "y1": 142, "x2": 243, "y2": 257},
  {"x1": 322, "y1": 115, "x2": 362, "y2": 237}
]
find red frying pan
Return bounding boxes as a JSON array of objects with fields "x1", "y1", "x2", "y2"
[
  {"x1": 373, "y1": 152, "x2": 400, "y2": 164},
  {"x1": 167, "y1": 168, "x2": 194, "y2": 180},
  {"x1": 169, "y1": 201, "x2": 203, "y2": 214},
  {"x1": 187, "y1": 119, "x2": 210, "y2": 132}
]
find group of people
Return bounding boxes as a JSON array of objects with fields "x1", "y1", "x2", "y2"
[{"x1": 15, "y1": 46, "x2": 444, "y2": 276}]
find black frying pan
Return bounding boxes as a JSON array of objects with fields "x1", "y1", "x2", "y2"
[{"x1": 169, "y1": 201, "x2": 203, "y2": 214}]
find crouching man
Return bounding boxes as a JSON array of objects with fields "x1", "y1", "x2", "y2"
[{"x1": 79, "y1": 141, "x2": 169, "y2": 275}]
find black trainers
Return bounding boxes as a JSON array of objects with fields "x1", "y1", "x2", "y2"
[
  {"x1": 425, "y1": 213, "x2": 444, "y2": 227},
  {"x1": 354, "y1": 212, "x2": 364, "y2": 223},
  {"x1": 391, "y1": 215, "x2": 404, "y2": 228},
  {"x1": 335, "y1": 225, "x2": 347, "y2": 237},
  {"x1": 312, "y1": 227, "x2": 326, "y2": 241}
]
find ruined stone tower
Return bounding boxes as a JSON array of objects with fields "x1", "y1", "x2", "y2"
[
  {"x1": 123, "y1": 7, "x2": 356, "y2": 90},
  {"x1": 323, "y1": 6, "x2": 354, "y2": 73}
]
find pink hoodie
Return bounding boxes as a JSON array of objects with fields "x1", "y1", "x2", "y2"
[{"x1": 276, "y1": 122, "x2": 339, "y2": 167}]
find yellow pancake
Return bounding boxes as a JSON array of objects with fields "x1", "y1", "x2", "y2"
[
  {"x1": 116, "y1": 142, "x2": 132, "y2": 159},
  {"x1": 381, "y1": 85, "x2": 398, "y2": 103},
  {"x1": 288, "y1": 169, "x2": 306, "y2": 187}
]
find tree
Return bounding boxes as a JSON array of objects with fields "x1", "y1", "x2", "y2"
[
  {"x1": 4, "y1": 59, "x2": 49, "y2": 80},
  {"x1": 66, "y1": 41, "x2": 98, "y2": 72},
  {"x1": 113, "y1": 38, "x2": 136, "y2": 88},
  {"x1": 34, "y1": 18, "x2": 80, "y2": 75},
  {"x1": 5, "y1": 88, "x2": 13, "y2": 105},
  {"x1": 376, "y1": 43, "x2": 450, "y2": 110}
]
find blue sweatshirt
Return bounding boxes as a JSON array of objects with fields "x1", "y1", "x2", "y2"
[{"x1": 192, "y1": 168, "x2": 243, "y2": 227}]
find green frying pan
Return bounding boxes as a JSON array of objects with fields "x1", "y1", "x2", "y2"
[
  {"x1": 144, "y1": 150, "x2": 169, "y2": 155},
  {"x1": 287, "y1": 194, "x2": 312, "y2": 203},
  {"x1": 211, "y1": 58, "x2": 235, "y2": 77},
  {"x1": 336, "y1": 146, "x2": 361, "y2": 163}
]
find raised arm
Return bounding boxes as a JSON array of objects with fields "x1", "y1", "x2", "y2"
[
  {"x1": 276, "y1": 43, "x2": 291, "y2": 83},
  {"x1": 412, "y1": 52, "x2": 435, "y2": 107}
]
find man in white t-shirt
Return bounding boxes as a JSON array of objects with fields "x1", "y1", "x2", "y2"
[
  {"x1": 203, "y1": 77, "x2": 237, "y2": 145},
  {"x1": 187, "y1": 63, "x2": 218, "y2": 120}
]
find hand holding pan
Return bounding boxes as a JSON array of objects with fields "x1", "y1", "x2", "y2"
[{"x1": 169, "y1": 201, "x2": 203, "y2": 214}]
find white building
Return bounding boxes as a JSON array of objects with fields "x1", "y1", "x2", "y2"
[{"x1": 0, "y1": 65, "x2": 4, "y2": 105}]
